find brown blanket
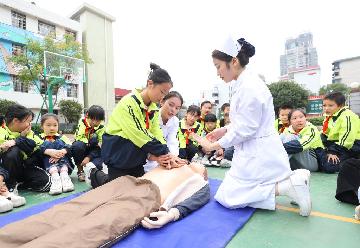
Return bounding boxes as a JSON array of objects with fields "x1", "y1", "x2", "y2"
[{"x1": 0, "y1": 176, "x2": 161, "y2": 248}]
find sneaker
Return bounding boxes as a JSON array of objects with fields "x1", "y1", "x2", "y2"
[
  {"x1": 0, "y1": 195, "x2": 13, "y2": 213},
  {"x1": 220, "y1": 159, "x2": 231, "y2": 168},
  {"x1": 77, "y1": 172, "x2": 85, "y2": 182},
  {"x1": 355, "y1": 205, "x2": 360, "y2": 220},
  {"x1": 191, "y1": 154, "x2": 201, "y2": 163},
  {"x1": 6, "y1": 192, "x2": 26, "y2": 207},
  {"x1": 49, "y1": 173, "x2": 62, "y2": 195},
  {"x1": 290, "y1": 169, "x2": 311, "y2": 206},
  {"x1": 209, "y1": 155, "x2": 221, "y2": 167},
  {"x1": 60, "y1": 172, "x2": 74, "y2": 192},
  {"x1": 84, "y1": 162, "x2": 97, "y2": 186}
]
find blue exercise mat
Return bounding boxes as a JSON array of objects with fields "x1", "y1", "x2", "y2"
[{"x1": 0, "y1": 179, "x2": 255, "y2": 248}]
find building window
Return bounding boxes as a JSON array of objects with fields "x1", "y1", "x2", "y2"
[
  {"x1": 38, "y1": 21, "x2": 56, "y2": 38},
  {"x1": 12, "y1": 44, "x2": 24, "y2": 56},
  {"x1": 67, "y1": 84, "x2": 78, "y2": 98},
  {"x1": 65, "y1": 30, "x2": 76, "y2": 40},
  {"x1": 11, "y1": 11, "x2": 26, "y2": 29},
  {"x1": 12, "y1": 76, "x2": 28, "y2": 92}
]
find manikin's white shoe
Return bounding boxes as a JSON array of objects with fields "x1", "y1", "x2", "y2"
[
  {"x1": 49, "y1": 173, "x2": 62, "y2": 195},
  {"x1": 6, "y1": 192, "x2": 26, "y2": 207},
  {"x1": 278, "y1": 169, "x2": 312, "y2": 217}
]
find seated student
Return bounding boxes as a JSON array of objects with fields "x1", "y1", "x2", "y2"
[
  {"x1": 219, "y1": 103, "x2": 230, "y2": 128},
  {"x1": 0, "y1": 104, "x2": 50, "y2": 213},
  {"x1": 195, "y1": 113, "x2": 230, "y2": 168},
  {"x1": 334, "y1": 158, "x2": 360, "y2": 220},
  {"x1": 280, "y1": 109, "x2": 324, "y2": 172},
  {"x1": 321, "y1": 92, "x2": 360, "y2": 173},
  {"x1": 143, "y1": 91, "x2": 186, "y2": 172},
  {"x1": 39, "y1": 114, "x2": 74, "y2": 195},
  {"x1": 72, "y1": 105, "x2": 105, "y2": 181},
  {"x1": 275, "y1": 104, "x2": 293, "y2": 134},
  {"x1": 178, "y1": 105, "x2": 203, "y2": 162},
  {"x1": 0, "y1": 163, "x2": 210, "y2": 247}
]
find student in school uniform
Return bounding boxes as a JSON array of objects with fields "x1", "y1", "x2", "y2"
[
  {"x1": 320, "y1": 92, "x2": 360, "y2": 173},
  {"x1": 192, "y1": 36, "x2": 311, "y2": 216},
  {"x1": 280, "y1": 109, "x2": 324, "y2": 172},
  {"x1": 86, "y1": 63, "x2": 182, "y2": 188},
  {"x1": 275, "y1": 105, "x2": 293, "y2": 134},
  {"x1": 178, "y1": 105, "x2": 203, "y2": 162},
  {"x1": 72, "y1": 105, "x2": 105, "y2": 181}
]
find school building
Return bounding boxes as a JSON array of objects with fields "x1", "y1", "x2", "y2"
[{"x1": 0, "y1": 0, "x2": 115, "y2": 121}]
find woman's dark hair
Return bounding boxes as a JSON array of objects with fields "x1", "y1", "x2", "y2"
[
  {"x1": 212, "y1": 38, "x2": 255, "y2": 67},
  {"x1": 187, "y1": 105, "x2": 201, "y2": 116},
  {"x1": 204, "y1": 113, "x2": 217, "y2": 123},
  {"x1": 162, "y1": 91, "x2": 184, "y2": 106},
  {"x1": 288, "y1": 108, "x2": 306, "y2": 121},
  {"x1": 5, "y1": 104, "x2": 34, "y2": 125},
  {"x1": 201, "y1": 100, "x2": 212, "y2": 109},
  {"x1": 41, "y1": 113, "x2": 59, "y2": 126},
  {"x1": 323, "y1": 92, "x2": 346, "y2": 106},
  {"x1": 148, "y1": 63, "x2": 173, "y2": 85},
  {"x1": 87, "y1": 105, "x2": 105, "y2": 121},
  {"x1": 221, "y1": 103, "x2": 230, "y2": 112}
]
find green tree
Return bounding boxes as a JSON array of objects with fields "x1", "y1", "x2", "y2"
[
  {"x1": 0, "y1": 99, "x2": 16, "y2": 117},
  {"x1": 319, "y1": 83, "x2": 350, "y2": 96},
  {"x1": 59, "y1": 100, "x2": 83, "y2": 124},
  {"x1": 8, "y1": 34, "x2": 91, "y2": 111},
  {"x1": 268, "y1": 81, "x2": 309, "y2": 115}
]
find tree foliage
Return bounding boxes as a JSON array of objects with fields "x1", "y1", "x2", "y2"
[
  {"x1": 268, "y1": 81, "x2": 309, "y2": 115},
  {"x1": 59, "y1": 100, "x2": 83, "y2": 123},
  {"x1": 8, "y1": 34, "x2": 91, "y2": 110},
  {"x1": 0, "y1": 99, "x2": 16, "y2": 117},
  {"x1": 319, "y1": 83, "x2": 350, "y2": 96}
]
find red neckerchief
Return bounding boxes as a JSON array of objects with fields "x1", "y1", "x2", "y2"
[
  {"x1": 1, "y1": 122, "x2": 5, "y2": 128},
  {"x1": 185, "y1": 128, "x2": 194, "y2": 145},
  {"x1": 279, "y1": 123, "x2": 289, "y2": 133},
  {"x1": 145, "y1": 109, "x2": 150, "y2": 129},
  {"x1": 44, "y1": 135, "x2": 57, "y2": 141},
  {"x1": 83, "y1": 116, "x2": 95, "y2": 140},
  {"x1": 322, "y1": 115, "x2": 332, "y2": 134}
]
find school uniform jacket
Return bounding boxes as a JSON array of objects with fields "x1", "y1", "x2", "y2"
[
  {"x1": 38, "y1": 133, "x2": 72, "y2": 155},
  {"x1": 101, "y1": 89, "x2": 169, "y2": 169},
  {"x1": 177, "y1": 119, "x2": 203, "y2": 149},
  {"x1": 274, "y1": 118, "x2": 289, "y2": 134},
  {"x1": 282, "y1": 122, "x2": 324, "y2": 154},
  {"x1": 74, "y1": 118, "x2": 105, "y2": 145},
  {"x1": 214, "y1": 69, "x2": 291, "y2": 210},
  {"x1": 321, "y1": 107, "x2": 360, "y2": 155},
  {"x1": 0, "y1": 124, "x2": 43, "y2": 181}
]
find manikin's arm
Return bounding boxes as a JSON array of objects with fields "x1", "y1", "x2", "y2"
[{"x1": 141, "y1": 183, "x2": 210, "y2": 229}]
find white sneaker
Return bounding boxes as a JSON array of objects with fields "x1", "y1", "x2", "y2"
[
  {"x1": 49, "y1": 173, "x2": 62, "y2": 195},
  {"x1": 60, "y1": 172, "x2": 74, "y2": 192},
  {"x1": 355, "y1": 205, "x2": 360, "y2": 220},
  {"x1": 290, "y1": 169, "x2": 311, "y2": 205},
  {"x1": 278, "y1": 171, "x2": 312, "y2": 217},
  {"x1": 84, "y1": 162, "x2": 97, "y2": 186},
  {"x1": 6, "y1": 192, "x2": 26, "y2": 207},
  {"x1": 220, "y1": 159, "x2": 231, "y2": 168},
  {"x1": 0, "y1": 195, "x2": 13, "y2": 213}
]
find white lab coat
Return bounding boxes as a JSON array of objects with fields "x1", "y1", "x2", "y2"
[
  {"x1": 143, "y1": 110, "x2": 180, "y2": 172},
  {"x1": 215, "y1": 69, "x2": 292, "y2": 210}
]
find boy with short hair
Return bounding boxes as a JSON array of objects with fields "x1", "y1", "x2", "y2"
[
  {"x1": 321, "y1": 92, "x2": 360, "y2": 173},
  {"x1": 178, "y1": 105, "x2": 202, "y2": 162},
  {"x1": 275, "y1": 104, "x2": 293, "y2": 134},
  {"x1": 72, "y1": 105, "x2": 105, "y2": 181}
]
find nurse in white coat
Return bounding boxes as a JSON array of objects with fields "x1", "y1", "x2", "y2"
[
  {"x1": 144, "y1": 91, "x2": 186, "y2": 172},
  {"x1": 193, "y1": 36, "x2": 312, "y2": 216}
]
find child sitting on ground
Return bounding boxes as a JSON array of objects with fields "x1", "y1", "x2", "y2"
[
  {"x1": 280, "y1": 109, "x2": 324, "y2": 172},
  {"x1": 39, "y1": 114, "x2": 74, "y2": 195},
  {"x1": 321, "y1": 92, "x2": 360, "y2": 173},
  {"x1": 275, "y1": 104, "x2": 293, "y2": 134},
  {"x1": 72, "y1": 105, "x2": 105, "y2": 181},
  {"x1": 194, "y1": 113, "x2": 231, "y2": 168}
]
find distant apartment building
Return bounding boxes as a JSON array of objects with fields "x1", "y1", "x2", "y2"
[
  {"x1": 332, "y1": 56, "x2": 360, "y2": 86},
  {"x1": 280, "y1": 32, "x2": 321, "y2": 93}
]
